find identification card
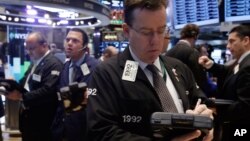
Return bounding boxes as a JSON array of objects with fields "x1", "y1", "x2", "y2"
[
  {"x1": 81, "y1": 63, "x2": 90, "y2": 76},
  {"x1": 51, "y1": 70, "x2": 60, "y2": 76},
  {"x1": 122, "y1": 60, "x2": 139, "y2": 82},
  {"x1": 32, "y1": 74, "x2": 41, "y2": 82}
]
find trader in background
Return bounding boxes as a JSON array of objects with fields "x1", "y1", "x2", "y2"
[
  {"x1": 199, "y1": 25, "x2": 250, "y2": 141},
  {"x1": 0, "y1": 42, "x2": 7, "y2": 141},
  {"x1": 87, "y1": 0, "x2": 213, "y2": 140},
  {"x1": 99, "y1": 45, "x2": 119, "y2": 62},
  {"x1": 51, "y1": 28, "x2": 99, "y2": 141},
  {"x1": 162, "y1": 27, "x2": 171, "y2": 55},
  {"x1": 166, "y1": 24, "x2": 215, "y2": 97},
  {"x1": 5, "y1": 32, "x2": 63, "y2": 141}
]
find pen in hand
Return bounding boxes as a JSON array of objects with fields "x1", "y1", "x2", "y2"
[{"x1": 195, "y1": 98, "x2": 201, "y2": 111}]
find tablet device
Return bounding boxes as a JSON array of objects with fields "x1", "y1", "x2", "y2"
[{"x1": 213, "y1": 99, "x2": 234, "y2": 106}]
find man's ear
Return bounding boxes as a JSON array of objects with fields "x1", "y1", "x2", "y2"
[
  {"x1": 243, "y1": 36, "x2": 250, "y2": 48},
  {"x1": 123, "y1": 23, "x2": 130, "y2": 38}
]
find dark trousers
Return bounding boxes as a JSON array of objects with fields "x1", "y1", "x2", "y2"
[
  {"x1": 21, "y1": 130, "x2": 53, "y2": 141},
  {"x1": 0, "y1": 124, "x2": 2, "y2": 141}
]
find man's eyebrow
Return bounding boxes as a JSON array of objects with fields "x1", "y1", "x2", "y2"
[{"x1": 139, "y1": 26, "x2": 166, "y2": 30}]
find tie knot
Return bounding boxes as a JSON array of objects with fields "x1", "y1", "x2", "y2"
[
  {"x1": 147, "y1": 64, "x2": 158, "y2": 74},
  {"x1": 72, "y1": 63, "x2": 79, "y2": 68}
]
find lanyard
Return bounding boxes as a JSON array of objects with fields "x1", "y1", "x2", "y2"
[{"x1": 160, "y1": 60, "x2": 167, "y2": 82}]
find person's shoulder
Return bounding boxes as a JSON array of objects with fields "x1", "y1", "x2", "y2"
[
  {"x1": 162, "y1": 55, "x2": 191, "y2": 71},
  {"x1": 44, "y1": 53, "x2": 64, "y2": 67},
  {"x1": 95, "y1": 55, "x2": 119, "y2": 71},
  {"x1": 164, "y1": 56, "x2": 186, "y2": 65},
  {"x1": 85, "y1": 54, "x2": 101, "y2": 65}
]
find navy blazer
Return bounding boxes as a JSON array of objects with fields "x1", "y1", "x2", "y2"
[
  {"x1": 87, "y1": 47, "x2": 207, "y2": 141},
  {"x1": 52, "y1": 54, "x2": 99, "y2": 141},
  {"x1": 59, "y1": 54, "x2": 100, "y2": 87}
]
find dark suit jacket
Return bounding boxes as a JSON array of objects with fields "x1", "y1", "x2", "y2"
[
  {"x1": 87, "y1": 47, "x2": 207, "y2": 141},
  {"x1": 209, "y1": 54, "x2": 250, "y2": 124},
  {"x1": 19, "y1": 53, "x2": 63, "y2": 138},
  {"x1": 0, "y1": 64, "x2": 5, "y2": 118},
  {"x1": 167, "y1": 41, "x2": 215, "y2": 97},
  {"x1": 52, "y1": 54, "x2": 99, "y2": 141}
]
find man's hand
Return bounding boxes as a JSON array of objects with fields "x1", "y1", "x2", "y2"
[
  {"x1": 183, "y1": 104, "x2": 214, "y2": 141},
  {"x1": 6, "y1": 90, "x2": 22, "y2": 101},
  {"x1": 81, "y1": 89, "x2": 88, "y2": 105},
  {"x1": 198, "y1": 56, "x2": 214, "y2": 69}
]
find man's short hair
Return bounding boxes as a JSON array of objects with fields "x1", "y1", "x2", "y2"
[
  {"x1": 29, "y1": 32, "x2": 47, "y2": 45},
  {"x1": 229, "y1": 25, "x2": 250, "y2": 39},
  {"x1": 124, "y1": 0, "x2": 167, "y2": 26},
  {"x1": 68, "y1": 28, "x2": 89, "y2": 47},
  {"x1": 180, "y1": 24, "x2": 200, "y2": 39}
]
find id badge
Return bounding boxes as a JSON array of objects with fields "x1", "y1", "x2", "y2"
[{"x1": 122, "y1": 60, "x2": 139, "y2": 82}]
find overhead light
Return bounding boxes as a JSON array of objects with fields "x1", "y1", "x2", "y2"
[
  {"x1": 5, "y1": 10, "x2": 9, "y2": 14},
  {"x1": 75, "y1": 21, "x2": 79, "y2": 25},
  {"x1": 26, "y1": 9, "x2": 37, "y2": 16},
  {"x1": 34, "y1": 5, "x2": 65, "y2": 12},
  {"x1": 26, "y1": 18, "x2": 35, "y2": 23},
  {"x1": 0, "y1": 0, "x2": 110, "y2": 28},
  {"x1": 38, "y1": 18, "x2": 47, "y2": 23},
  {"x1": 44, "y1": 14, "x2": 50, "y2": 19},
  {"x1": 102, "y1": 1, "x2": 111, "y2": 5},
  {"x1": 59, "y1": 20, "x2": 68, "y2": 25},
  {"x1": 0, "y1": 15, "x2": 6, "y2": 20},
  {"x1": 14, "y1": 17, "x2": 19, "y2": 22},
  {"x1": 47, "y1": 20, "x2": 52, "y2": 25},
  {"x1": 52, "y1": 22, "x2": 56, "y2": 27},
  {"x1": 26, "y1": 5, "x2": 32, "y2": 9},
  {"x1": 59, "y1": 11, "x2": 78, "y2": 18}
]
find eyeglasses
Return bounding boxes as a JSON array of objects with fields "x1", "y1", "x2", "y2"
[
  {"x1": 129, "y1": 25, "x2": 169, "y2": 39},
  {"x1": 65, "y1": 37, "x2": 82, "y2": 44},
  {"x1": 165, "y1": 27, "x2": 170, "y2": 35}
]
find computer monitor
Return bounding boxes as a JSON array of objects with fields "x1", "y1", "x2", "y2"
[
  {"x1": 224, "y1": 0, "x2": 250, "y2": 22},
  {"x1": 172, "y1": 0, "x2": 220, "y2": 29}
]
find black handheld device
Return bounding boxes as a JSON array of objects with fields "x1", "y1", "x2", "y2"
[
  {"x1": 151, "y1": 112, "x2": 213, "y2": 130},
  {"x1": 0, "y1": 79, "x2": 27, "y2": 94},
  {"x1": 59, "y1": 82, "x2": 87, "y2": 113}
]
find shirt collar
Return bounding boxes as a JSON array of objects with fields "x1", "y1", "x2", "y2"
[
  {"x1": 70, "y1": 53, "x2": 86, "y2": 68},
  {"x1": 129, "y1": 46, "x2": 162, "y2": 73},
  {"x1": 238, "y1": 50, "x2": 250, "y2": 63}
]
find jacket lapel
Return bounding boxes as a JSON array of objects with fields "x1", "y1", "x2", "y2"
[{"x1": 160, "y1": 56, "x2": 189, "y2": 110}]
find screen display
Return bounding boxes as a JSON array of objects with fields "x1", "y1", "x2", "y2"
[
  {"x1": 225, "y1": 0, "x2": 250, "y2": 22},
  {"x1": 173, "y1": 0, "x2": 219, "y2": 29},
  {"x1": 100, "y1": 0, "x2": 123, "y2": 9}
]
